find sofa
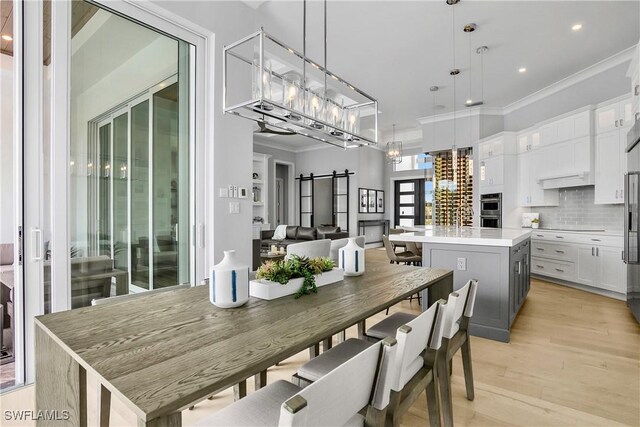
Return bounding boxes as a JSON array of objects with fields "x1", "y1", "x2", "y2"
[{"x1": 261, "y1": 225, "x2": 348, "y2": 249}]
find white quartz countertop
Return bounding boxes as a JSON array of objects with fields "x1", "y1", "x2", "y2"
[{"x1": 389, "y1": 226, "x2": 531, "y2": 247}]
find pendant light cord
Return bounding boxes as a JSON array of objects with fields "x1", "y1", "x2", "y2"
[{"x1": 323, "y1": 0, "x2": 327, "y2": 106}]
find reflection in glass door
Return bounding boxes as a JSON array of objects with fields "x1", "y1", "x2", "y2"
[
  {"x1": 86, "y1": 80, "x2": 189, "y2": 295},
  {"x1": 70, "y1": 0, "x2": 192, "y2": 303}
]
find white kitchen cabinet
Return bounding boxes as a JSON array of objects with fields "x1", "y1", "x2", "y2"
[
  {"x1": 517, "y1": 151, "x2": 559, "y2": 207},
  {"x1": 576, "y1": 246, "x2": 598, "y2": 286},
  {"x1": 538, "y1": 110, "x2": 590, "y2": 147},
  {"x1": 532, "y1": 231, "x2": 627, "y2": 297},
  {"x1": 480, "y1": 156, "x2": 504, "y2": 188},
  {"x1": 595, "y1": 129, "x2": 626, "y2": 204},
  {"x1": 577, "y1": 244, "x2": 626, "y2": 294},
  {"x1": 599, "y1": 246, "x2": 626, "y2": 293},
  {"x1": 478, "y1": 134, "x2": 516, "y2": 160},
  {"x1": 596, "y1": 98, "x2": 633, "y2": 133},
  {"x1": 517, "y1": 130, "x2": 540, "y2": 153}
]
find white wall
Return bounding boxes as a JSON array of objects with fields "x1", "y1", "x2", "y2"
[
  {"x1": 153, "y1": 1, "x2": 257, "y2": 265},
  {"x1": 0, "y1": 54, "x2": 13, "y2": 244},
  {"x1": 293, "y1": 145, "x2": 386, "y2": 239}
]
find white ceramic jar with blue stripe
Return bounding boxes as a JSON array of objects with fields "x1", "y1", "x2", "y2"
[
  {"x1": 210, "y1": 250, "x2": 249, "y2": 308},
  {"x1": 339, "y1": 237, "x2": 365, "y2": 276}
]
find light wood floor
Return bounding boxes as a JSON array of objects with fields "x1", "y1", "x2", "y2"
[{"x1": 1, "y1": 249, "x2": 639, "y2": 426}]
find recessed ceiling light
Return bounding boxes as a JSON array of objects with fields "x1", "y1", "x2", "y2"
[
  {"x1": 1, "y1": 34, "x2": 12, "y2": 41},
  {"x1": 518, "y1": 67, "x2": 527, "y2": 73},
  {"x1": 466, "y1": 99, "x2": 473, "y2": 105},
  {"x1": 572, "y1": 23, "x2": 583, "y2": 31}
]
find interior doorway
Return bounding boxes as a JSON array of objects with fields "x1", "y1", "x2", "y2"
[{"x1": 274, "y1": 160, "x2": 295, "y2": 226}]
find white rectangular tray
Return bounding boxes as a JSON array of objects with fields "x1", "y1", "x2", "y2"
[{"x1": 250, "y1": 268, "x2": 344, "y2": 300}]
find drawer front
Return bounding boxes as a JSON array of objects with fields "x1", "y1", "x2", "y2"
[
  {"x1": 531, "y1": 257, "x2": 575, "y2": 281},
  {"x1": 531, "y1": 231, "x2": 575, "y2": 243},
  {"x1": 572, "y1": 234, "x2": 623, "y2": 248},
  {"x1": 531, "y1": 241, "x2": 576, "y2": 262}
]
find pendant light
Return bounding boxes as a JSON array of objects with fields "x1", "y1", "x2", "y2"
[
  {"x1": 386, "y1": 124, "x2": 402, "y2": 164},
  {"x1": 449, "y1": 0, "x2": 459, "y2": 188},
  {"x1": 223, "y1": 0, "x2": 378, "y2": 148}
]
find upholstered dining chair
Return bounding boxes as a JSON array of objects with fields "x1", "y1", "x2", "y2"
[
  {"x1": 195, "y1": 338, "x2": 397, "y2": 427},
  {"x1": 382, "y1": 235, "x2": 421, "y2": 266},
  {"x1": 292, "y1": 300, "x2": 448, "y2": 427},
  {"x1": 388, "y1": 228, "x2": 407, "y2": 251},
  {"x1": 285, "y1": 239, "x2": 331, "y2": 260},
  {"x1": 365, "y1": 279, "x2": 479, "y2": 427}
]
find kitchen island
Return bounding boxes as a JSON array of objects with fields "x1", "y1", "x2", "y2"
[{"x1": 390, "y1": 226, "x2": 532, "y2": 342}]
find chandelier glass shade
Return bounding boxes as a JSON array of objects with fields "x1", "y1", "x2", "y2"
[
  {"x1": 223, "y1": 29, "x2": 378, "y2": 149},
  {"x1": 386, "y1": 125, "x2": 402, "y2": 164}
]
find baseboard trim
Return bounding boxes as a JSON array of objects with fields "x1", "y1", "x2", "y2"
[{"x1": 532, "y1": 274, "x2": 626, "y2": 301}]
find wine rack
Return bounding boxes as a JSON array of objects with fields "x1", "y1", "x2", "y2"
[{"x1": 433, "y1": 148, "x2": 473, "y2": 226}]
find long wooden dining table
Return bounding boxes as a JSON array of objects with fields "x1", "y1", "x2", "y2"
[{"x1": 34, "y1": 262, "x2": 453, "y2": 426}]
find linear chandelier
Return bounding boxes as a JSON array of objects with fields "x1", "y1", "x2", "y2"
[{"x1": 223, "y1": 2, "x2": 378, "y2": 149}]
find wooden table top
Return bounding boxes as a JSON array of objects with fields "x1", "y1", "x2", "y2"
[{"x1": 35, "y1": 263, "x2": 452, "y2": 421}]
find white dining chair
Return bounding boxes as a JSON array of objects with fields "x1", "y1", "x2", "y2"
[
  {"x1": 285, "y1": 239, "x2": 331, "y2": 260},
  {"x1": 195, "y1": 338, "x2": 397, "y2": 427},
  {"x1": 431, "y1": 279, "x2": 478, "y2": 427},
  {"x1": 364, "y1": 279, "x2": 478, "y2": 427},
  {"x1": 292, "y1": 300, "x2": 448, "y2": 427}
]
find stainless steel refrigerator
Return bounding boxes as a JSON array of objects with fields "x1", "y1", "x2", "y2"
[{"x1": 625, "y1": 120, "x2": 640, "y2": 323}]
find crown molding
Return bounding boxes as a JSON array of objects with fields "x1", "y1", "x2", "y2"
[
  {"x1": 503, "y1": 45, "x2": 635, "y2": 115},
  {"x1": 417, "y1": 106, "x2": 504, "y2": 125}
]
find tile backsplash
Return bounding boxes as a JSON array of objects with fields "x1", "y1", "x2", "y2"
[{"x1": 534, "y1": 186, "x2": 623, "y2": 231}]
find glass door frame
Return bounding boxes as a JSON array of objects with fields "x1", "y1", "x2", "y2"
[
  {"x1": 393, "y1": 179, "x2": 425, "y2": 228},
  {"x1": 17, "y1": 0, "x2": 213, "y2": 386}
]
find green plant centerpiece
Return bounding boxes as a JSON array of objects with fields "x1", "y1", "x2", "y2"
[{"x1": 256, "y1": 255, "x2": 335, "y2": 298}]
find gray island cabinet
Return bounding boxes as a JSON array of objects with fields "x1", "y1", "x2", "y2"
[{"x1": 390, "y1": 227, "x2": 531, "y2": 342}]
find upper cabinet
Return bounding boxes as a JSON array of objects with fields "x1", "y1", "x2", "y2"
[
  {"x1": 539, "y1": 110, "x2": 591, "y2": 146},
  {"x1": 593, "y1": 96, "x2": 632, "y2": 205},
  {"x1": 478, "y1": 133, "x2": 516, "y2": 192},
  {"x1": 595, "y1": 99, "x2": 633, "y2": 134},
  {"x1": 479, "y1": 134, "x2": 515, "y2": 160},
  {"x1": 517, "y1": 130, "x2": 540, "y2": 153}
]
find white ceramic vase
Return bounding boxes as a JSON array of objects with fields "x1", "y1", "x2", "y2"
[
  {"x1": 532, "y1": 223, "x2": 539, "y2": 229},
  {"x1": 338, "y1": 237, "x2": 365, "y2": 276},
  {"x1": 210, "y1": 250, "x2": 249, "y2": 308}
]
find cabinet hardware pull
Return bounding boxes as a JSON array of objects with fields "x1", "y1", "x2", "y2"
[
  {"x1": 591, "y1": 238, "x2": 601, "y2": 242},
  {"x1": 536, "y1": 234, "x2": 544, "y2": 237},
  {"x1": 555, "y1": 268, "x2": 564, "y2": 272},
  {"x1": 616, "y1": 190, "x2": 619, "y2": 199},
  {"x1": 592, "y1": 247, "x2": 595, "y2": 256},
  {"x1": 555, "y1": 236, "x2": 564, "y2": 239},
  {"x1": 615, "y1": 120, "x2": 619, "y2": 127},
  {"x1": 555, "y1": 250, "x2": 565, "y2": 254},
  {"x1": 596, "y1": 247, "x2": 599, "y2": 257},
  {"x1": 536, "y1": 265, "x2": 544, "y2": 269},
  {"x1": 536, "y1": 247, "x2": 544, "y2": 251},
  {"x1": 620, "y1": 118, "x2": 623, "y2": 126}
]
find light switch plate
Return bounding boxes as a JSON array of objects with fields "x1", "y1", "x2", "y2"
[
  {"x1": 219, "y1": 188, "x2": 229, "y2": 198},
  {"x1": 229, "y1": 202, "x2": 240, "y2": 214},
  {"x1": 228, "y1": 185, "x2": 235, "y2": 198},
  {"x1": 457, "y1": 258, "x2": 467, "y2": 271}
]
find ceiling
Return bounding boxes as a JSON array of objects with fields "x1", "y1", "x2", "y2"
[
  {"x1": 250, "y1": 0, "x2": 639, "y2": 149},
  {"x1": 71, "y1": 9, "x2": 173, "y2": 96}
]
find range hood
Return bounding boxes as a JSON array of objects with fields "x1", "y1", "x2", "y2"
[{"x1": 536, "y1": 171, "x2": 593, "y2": 189}]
